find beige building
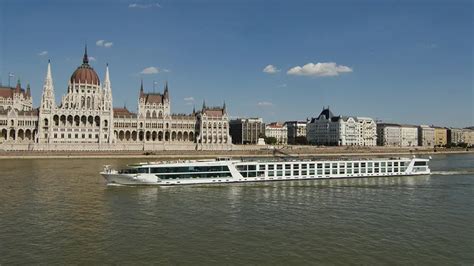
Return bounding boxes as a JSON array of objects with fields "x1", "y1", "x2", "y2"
[
  {"x1": 265, "y1": 122, "x2": 288, "y2": 144},
  {"x1": 377, "y1": 123, "x2": 418, "y2": 147},
  {"x1": 463, "y1": 128, "x2": 474, "y2": 146},
  {"x1": 434, "y1": 127, "x2": 448, "y2": 147},
  {"x1": 418, "y1": 125, "x2": 435, "y2": 147}
]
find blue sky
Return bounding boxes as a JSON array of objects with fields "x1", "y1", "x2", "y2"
[{"x1": 0, "y1": 0, "x2": 472, "y2": 127}]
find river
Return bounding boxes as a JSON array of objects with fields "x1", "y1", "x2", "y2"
[{"x1": 0, "y1": 153, "x2": 473, "y2": 264}]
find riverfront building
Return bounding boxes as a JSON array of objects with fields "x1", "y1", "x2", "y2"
[
  {"x1": 285, "y1": 121, "x2": 307, "y2": 144},
  {"x1": 265, "y1": 122, "x2": 288, "y2": 145},
  {"x1": 377, "y1": 123, "x2": 418, "y2": 147},
  {"x1": 418, "y1": 125, "x2": 435, "y2": 147},
  {"x1": 229, "y1": 118, "x2": 265, "y2": 144},
  {"x1": 0, "y1": 48, "x2": 231, "y2": 151},
  {"x1": 306, "y1": 107, "x2": 377, "y2": 146},
  {"x1": 433, "y1": 127, "x2": 448, "y2": 147}
]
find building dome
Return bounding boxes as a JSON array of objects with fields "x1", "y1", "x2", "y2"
[{"x1": 70, "y1": 46, "x2": 100, "y2": 85}]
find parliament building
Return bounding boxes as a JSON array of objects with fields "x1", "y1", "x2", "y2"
[{"x1": 0, "y1": 48, "x2": 232, "y2": 151}]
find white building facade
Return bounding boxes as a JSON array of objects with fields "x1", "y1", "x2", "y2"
[
  {"x1": 307, "y1": 107, "x2": 377, "y2": 146},
  {"x1": 265, "y1": 122, "x2": 288, "y2": 144},
  {"x1": 418, "y1": 125, "x2": 435, "y2": 147}
]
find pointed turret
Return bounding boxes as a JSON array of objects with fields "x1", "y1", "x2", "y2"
[
  {"x1": 41, "y1": 59, "x2": 56, "y2": 110},
  {"x1": 26, "y1": 83, "x2": 31, "y2": 97},
  {"x1": 140, "y1": 79, "x2": 144, "y2": 97},
  {"x1": 192, "y1": 105, "x2": 196, "y2": 115},
  {"x1": 15, "y1": 78, "x2": 21, "y2": 93},
  {"x1": 163, "y1": 81, "x2": 169, "y2": 100},
  {"x1": 83, "y1": 44, "x2": 89, "y2": 64},
  {"x1": 202, "y1": 100, "x2": 206, "y2": 110},
  {"x1": 103, "y1": 63, "x2": 111, "y2": 91}
]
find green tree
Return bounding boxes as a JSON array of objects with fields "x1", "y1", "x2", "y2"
[{"x1": 264, "y1": 136, "x2": 277, "y2": 145}]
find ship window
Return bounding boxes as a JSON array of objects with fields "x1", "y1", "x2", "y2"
[
  {"x1": 309, "y1": 170, "x2": 315, "y2": 175},
  {"x1": 339, "y1": 169, "x2": 345, "y2": 174},
  {"x1": 285, "y1": 170, "x2": 291, "y2": 176},
  {"x1": 293, "y1": 170, "x2": 299, "y2": 176},
  {"x1": 309, "y1": 164, "x2": 315, "y2": 169},
  {"x1": 277, "y1": 171, "x2": 283, "y2": 176},
  {"x1": 301, "y1": 170, "x2": 307, "y2": 175},
  {"x1": 324, "y1": 163, "x2": 330, "y2": 169},
  {"x1": 317, "y1": 163, "x2": 323, "y2": 169},
  {"x1": 285, "y1": 164, "x2": 291, "y2": 170},
  {"x1": 248, "y1": 165, "x2": 257, "y2": 171},
  {"x1": 374, "y1": 168, "x2": 379, "y2": 173},
  {"x1": 374, "y1": 162, "x2": 379, "y2": 168},
  {"x1": 301, "y1": 164, "x2": 307, "y2": 169},
  {"x1": 259, "y1": 165, "x2": 266, "y2": 171},
  {"x1": 381, "y1": 162, "x2": 386, "y2": 167},
  {"x1": 332, "y1": 163, "x2": 337, "y2": 169},
  {"x1": 394, "y1": 168, "x2": 398, "y2": 172},
  {"x1": 354, "y1": 163, "x2": 359, "y2": 168},
  {"x1": 361, "y1": 163, "x2": 366, "y2": 167},
  {"x1": 394, "y1": 162, "x2": 399, "y2": 167},
  {"x1": 325, "y1": 169, "x2": 330, "y2": 175},
  {"x1": 317, "y1": 169, "x2": 322, "y2": 175},
  {"x1": 332, "y1": 169, "x2": 337, "y2": 175},
  {"x1": 347, "y1": 169, "x2": 352, "y2": 174},
  {"x1": 277, "y1": 164, "x2": 283, "y2": 170},
  {"x1": 347, "y1": 163, "x2": 352, "y2": 168},
  {"x1": 268, "y1": 171, "x2": 274, "y2": 177},
  {"x1": 414, "y1": 161, "x2": 427, "y2": 166},
  {"x1": 368, "y1": 162, "x2": 373, "y2": 167},
  {"x1": 248, "y1": 172, "x2": 257, "y2": 177},
  {"x1": 268, "y1": 165, "x2": 275, "y2": 170},
  {"x1": 367, "y1": 168, "x2": 372, "y2": 174},
  {"x1": 294, "y1": 164, "x2": 299, "y2": 169}
]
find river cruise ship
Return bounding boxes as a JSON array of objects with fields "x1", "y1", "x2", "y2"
[{"x1": 101, "y1": 156, "x2": 430, "y2": 186}]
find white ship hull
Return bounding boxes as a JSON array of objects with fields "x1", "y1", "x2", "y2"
[{"x1": 101, "y1": 157, "x2": 431, "y2": 186}]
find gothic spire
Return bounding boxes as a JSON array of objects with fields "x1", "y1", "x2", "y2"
[
  {"x1": 26, "y1": 83, "x2": 31, "y2": 97},
  {"x1": 103, "y1": 63, "x2": 111, "y2": 90},
  {"x1": 202, "y1": 100, "x2": 206, "y2": 110},
  {"x1": 83, "y1": 44, "x2": 89, "y2": 64},
  {"x1": 139, "y1": 79, "x2": 144, "y2": 97},
  {"x1": 164, "y1": 80, "x2": 169, "y2": 99}
]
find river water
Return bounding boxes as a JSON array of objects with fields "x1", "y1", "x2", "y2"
[{"x1": 0, "y1": 154, "x2": 473, "y2": 264}]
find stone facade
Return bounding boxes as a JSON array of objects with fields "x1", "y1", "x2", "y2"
[
  {"x1": 285, "y1": 121, "x2": 307, "y2": 144},
  {"x1": 434, "y1": 127, "x2": 447, "y2": 147},
  {"x1": 307, "y1": 107, "x2": 376, "y2": 146},
  {"x1": 229, "y1": 118, "x2": 265, "y2": 144},
  {"x1": 0, "y1": 48, "x2": 232, "y2": 151},
  {"x1": 265, "y1": 122, "x2": 288, "y2": 144},
  {"x1": 418, "y1": 125, "x2": 435, "y2": 147}
]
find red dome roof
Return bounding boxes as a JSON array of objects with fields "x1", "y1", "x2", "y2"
[
  {"x1": 70, "y1": 65, "x2": 100, "y2": 85},
  {"x1": 70, "y1": 46, "x2": 100, "y2": 85}
]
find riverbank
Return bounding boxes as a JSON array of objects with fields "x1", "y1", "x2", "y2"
[{"x1": 0, "y1": 146, "x2": 471, "y2": 159}]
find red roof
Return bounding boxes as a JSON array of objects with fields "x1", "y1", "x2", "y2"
[
  {"x1": 141, "y1": 93, "x2": 163, "y2": 104},
  {"x1": 0, "y1": 86, "x2": 27, "y2": 99},
  {"x1": 203, "y1": 108, "x2": 224, "y2": 117}
]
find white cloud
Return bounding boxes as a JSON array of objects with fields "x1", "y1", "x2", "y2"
[
  {"x1": 96, "y1": 40, "x2": 113, "y2": 48},
  {"x1": 141, "y1": 66, "x2": 160, "y2": 74},
  {"x1": 162, "y1": 69, "x2": 171, "y2": 73},
  {"x1": 287, "y1": 62, "x2": 353, "y2": 77},
  {"x1": 38, "y1": 51, "x2": 48, "y2": 56},
  {"x1": 129, "y1": 3, "x2": 161, "y2": 8},
  {"x1": 263, "y1": 64, "x2": 280, "y2": 74},
  {"x1": 257, "y1": 101, "x2": 273, "y2": 107},
  {"x1": 89, "y1": 56, "x2": 97, "y2": 61},
  {"x1": 184, "y1": 97, "x2": 194, "y2": 101}
]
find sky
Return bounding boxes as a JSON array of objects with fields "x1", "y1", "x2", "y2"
[{"x1": 0, "y1": 0, "x2": 472, "y2": 127}]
